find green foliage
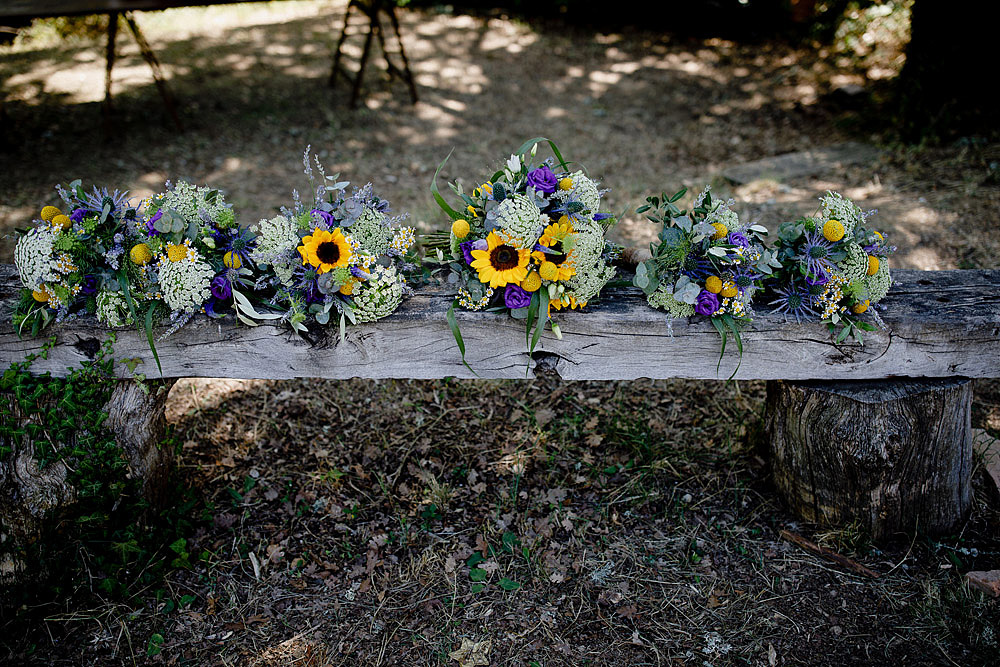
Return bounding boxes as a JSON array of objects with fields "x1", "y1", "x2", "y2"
[{"x1": 0, "y1": 339, "x2": 196, "y2": 604}]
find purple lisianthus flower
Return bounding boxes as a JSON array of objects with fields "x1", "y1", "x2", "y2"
[
  {"x1": 526, "y1": 165, "x2": 558, "y2": 195},
  {"x1": 80, "y1": 275, "x2": 99, "y2": 295},
  {"x1": 461, "y1": 238, "x2": 488, "y2": 266},
  {"x1": 312, "y1": 209, "x2": 337, "y2": 228},
  {"x1": 695, "y1": 290, "x2": 719, "y2": 317},
  {"x1": 504, "y1": 284, "x2": 532, "y2": 309},
  {"x1": 146, "y1": 209, "x2": 162, "y2": 236},
  {"x1": 70, "y1": 208, "x2": 87, "y2": 223},
  {"x1": 210, "y1": 274, "x2": 232, "y2": 300},
  {"x1": 727, "y1": 231, "x2": 750, "y2": 248},
  {"x1": 593, "y1": 212, "x2": 611, "y2": 221}
]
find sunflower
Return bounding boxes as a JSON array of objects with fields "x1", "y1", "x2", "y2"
[
  {"x1": 531, "y1": 222, "x2": 576, "y2": 282},
  {"x1": 298, "y1": 227, "x2": 352, "y2": 274},
  {"x1": 470, "y1": 231, "x2": 529, "y2": 288}
]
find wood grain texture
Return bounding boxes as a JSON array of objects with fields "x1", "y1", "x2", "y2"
[
  {"x1": 2, "y1": 265, "x2": 999, "y2": 381},
  {"x1": 764, "y1": 377, "x2": 973, "y2": 539}
]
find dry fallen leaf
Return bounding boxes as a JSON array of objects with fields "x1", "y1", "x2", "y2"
[{"x1": 449, "y1": 638, "x2": 491, "y2": 667}]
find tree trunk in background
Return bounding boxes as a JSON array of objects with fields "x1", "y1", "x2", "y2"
[
  {"x1": 897, "y1": 0, "x2": 998, "y2": 141},
  {"x1": 765, "y1": 377, "x2": 973, "y2": 541}
]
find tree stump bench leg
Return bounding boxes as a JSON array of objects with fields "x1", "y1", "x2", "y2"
[
  {"x1": 764, "y1": 377, "x2": 973, "y2": 541},
  {"x1": 1, "y1": 379, "x2": 175, "y2": 586}
]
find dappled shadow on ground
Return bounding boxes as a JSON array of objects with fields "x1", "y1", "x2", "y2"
[
  {"x1": 5, "y1": 1, "x2": 994, "y2": 270},
  {"x1": 4, "y1": 375, "x2": 999, "y2": 664}
]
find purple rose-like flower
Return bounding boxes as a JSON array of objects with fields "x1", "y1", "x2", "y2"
[
  {"x1": 504, "y1": 284, "x2": 532, "y2": 309},
  {"x1": 593, "y1": 212, "x2": 611, "y2": 221},
  {"x1": 146, "y1": 209, "x2": 163, "y2": 236},
  {"x1": 70, "y1": 208, "x2": 87, "y2": 223},
  {"x1": 80, "y1": 275, "x2": 98, "y2": 295},
  {"x1": 526, "y1": 165, "x2": 558, "y2": 195},
  {"x1": 727, "y1": 232, "x2": 750, "y2": 248},
  {"x1": 312, "y1": 209, "x2": 337, "y2": 227},
  {"x1": 461, "y1": 238, "x2": 488, "y2": 265},
  {"x1": 210, "y1": 274, "x2": 232, "y2": 300},
  {"x1": 695, "y1": 290, "x2": 719, "y2": 317}
]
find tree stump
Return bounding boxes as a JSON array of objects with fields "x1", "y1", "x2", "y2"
[
  {"x1": 0, "y1": 379, "x2": 175, "y2": 587},
  {"x1": 764, "y1": 377, "x2": 973, "y2": 541}
]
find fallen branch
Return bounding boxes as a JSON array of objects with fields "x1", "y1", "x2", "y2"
[{"x1": 779, "y1": 530, "x2": 880, "y2": 579}]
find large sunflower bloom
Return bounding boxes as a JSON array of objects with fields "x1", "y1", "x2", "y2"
[
  {"x1": 531, "y1": 222, "x2": 576, "y2": 282},
  {"x1": 470, "y1": 232, "x2": 529, "y2": 288},
  {"x1": 298, "y1": 227, "x2": 352, "y2": 274}
]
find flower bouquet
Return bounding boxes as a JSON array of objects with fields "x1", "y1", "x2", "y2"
[
  {"x1": 428, "y1": 138, "x2": 620, "y2": 365},
  {"x1": 633, "y1": 186, "x2": 777, "y2": 362},
  {"x1": 13, "y1": 178, "x2": 257, "y2": 368},
  {"x1": 247, "y1": 147, "x2": 416, "y2": 338},
  {"x1": 767, "y1": 192, "x2": 894, "y2": 342}
]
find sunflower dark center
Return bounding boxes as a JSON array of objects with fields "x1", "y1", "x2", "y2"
[
  {"x1": 547, "y1": 241, "x2": 568, "y2": 266},
  {"x1": 490, "y1": 245, "x2": 519, "y2": 270},
  {"x1": 809, "y1": 246, "x2": 828, "y2": 259},
  {"x1": 317, "y1": 241, "x2": 341, "y2": 264}
]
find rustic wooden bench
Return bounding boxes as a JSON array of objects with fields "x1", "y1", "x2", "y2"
[{"x1": 2, "y1": 264, "x2": 999, "y2": 574}]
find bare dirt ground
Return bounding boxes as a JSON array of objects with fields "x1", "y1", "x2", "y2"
[{"x1": 1, "y1": 2, "x2": 999, "y2": 665}]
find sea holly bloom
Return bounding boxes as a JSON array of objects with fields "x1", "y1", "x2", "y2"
[
  {"x1": 470, "y1": 232, "x2": 529, "y2": 288},
  {"x1": 298, "y1": 227, "x2": 353, "y2": 274},
  {"x1": 799, "y1": 231, "x2": 837, "y2": 283}
]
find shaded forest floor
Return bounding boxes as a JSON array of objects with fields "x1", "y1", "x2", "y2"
[{"x1": 1, "y1": 1, "x2": 999, "y2": 665}]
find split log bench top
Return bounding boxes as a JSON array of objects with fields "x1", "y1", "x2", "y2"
[
  {"x1": 1, "y1": 265, "x2": 999, "y2": 381},
  {"x1": 2, "y1": 263, "x2": 1000, "y2": 560}
]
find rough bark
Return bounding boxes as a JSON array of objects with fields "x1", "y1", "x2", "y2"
[
  {"x1": 0, "y1": 378, "x2": 175, "y2": 586},
  {"x1": 765, "y1": 377, "x2": 973, "y2": 540}
]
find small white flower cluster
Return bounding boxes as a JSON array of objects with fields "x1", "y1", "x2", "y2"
[
  {"x1": 458, "y1": 286, "x2": 494, "y2": 311},
  {"x1": 648, "y1": 283, "x2": 696, "y2": 318},
  {"x1": 867, "y1": 263, "x2": 892, "y2": 303},
  {"x1": 555, "y1": 171, "x2": 600, "y2": 214},
  {"x1": 820, "y1": 191, "x2": 864, "y2": 236},
  {"x1": 348, "y1": 207, "x2": 392, "y2": 256},
  {"x1": 14, "y1": 227, "x2": 59, "y2": 289},
  {"x1": 389, "y1": 226, "x2": 416, "y2": 255},
  {"x1": 838, "y1": 242, "x2": 869, "y2": 283},
  {"x1": 157, "y1": 247, "x2": 215, "y2": 312},
  {"x1": 351, "y1": 265, "x2": 405, "y2": 322},
  {"x1": 561, "y1": 219, "x2": 614, "y2": 306},
  {"x1": 96, "y1": 289, "x2": 134, "y2": 328},
  {"x1": 156, "y1": 181, "x2": 232, "y2": 227},
  {"x1": 494, "y1": 194, "x2": 543, "y2": 248}
]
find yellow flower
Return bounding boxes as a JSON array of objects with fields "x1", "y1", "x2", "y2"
[
  {"x1": 521, "y1": 271, "x2": 542, "y2": 292},
  {"x1": 851, "y1": 300, "x2": 869, "y2": 314},
  {"x1": 823, "y1": 219, "x2": 845, "y2": 242},
  {"x1": 130, "y1": 243, "x2": 153, "y2": 265},
  {"x1": 548, "y1": 295, "x2": 584, "y2": 316},
  {"x1": 531, "y1": 222, "x2": 576, "y2": 282},
  {"x1": 166, "y1": 244, "x2": 189, "y2": 262},
  {"x1": 704, "y1": 276, "x2": 723, "y2": 294},
  {"x1": 866, "y1": 255, "x2": 879, "y2": 276},
  {"x1": 467, "y1": 205, "x2": 477, "y2": 216},
  {"x1": 874, "y1": 230, "x2": 884, "y2": 241},
  {"x1": 40, "y1": 206, "x2": 61, "y2": 222},
  {"x1": 558, "y1": 215, "x2": 571, "y2": 225},
  {"x1": 720, "y1": 281, "x2": 738, "y2": 298},
  {"x1": 298, "y1": 227, "x2": 352, "y2": 274},
  {"x1": 469, "y1": 231, "x2": 529, "y2": 288},
  {"x1": 32, "y1": 288, "x2": 49, "y2": 302},
  {"x1": 452, "y1": 219, "x2": 470, "y2": 239},
  {"x1": 710, "y1": 222, "x2": 728, "y2": 241},
  {"x1": 538, "y1": 261, "x2": 559, "y2": 281},
  {"x1": 224, "y1": 251, "x2": 242, "y2": 269},
  {"x1": 51, "y1": 214, "x2": 72, "y2": 231},
  {"x1": 473, "y1": 182, "x2": 493, "y2": 198},
  {"x1": 339, "y1": 279, "x2": 356, "y2": 295},
  {"x1": 559, "y1": 177, "x2": 573, "y2": 191}
]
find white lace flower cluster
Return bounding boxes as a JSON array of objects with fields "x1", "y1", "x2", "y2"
[
  {"x1": 96, "y1": 289, "x2": 134, "y2": 328},
  {"x1": 157, "y1": 246, "x2": 215, "y2": 312},
  {"x1": 820, "y1": 192, "x2": 865, "y2": 236},
  {"x1": 14, "y1": 227, "x2": 60, "y2": 290},
  {"x1": 155, "y1": 181, "x2": 234, "y2": 228},
  {"x1": 351, "y1": 265, "x2": 405, "y2": 322},
  {"x1": 494, "y1": 194, "x2": 543, "y2": 248},
  {"x1": 554, "y1": 171, "x2": 600, "y2": 214}
]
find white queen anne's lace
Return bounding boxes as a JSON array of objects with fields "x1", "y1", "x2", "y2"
[
  {"x1": 351, "y1": 265, "x2": 404, "y2": 322},
  {"x1": 14, "y1": 227, "x2": 59, "y2": 289},
  {"x1": 494, "y1": 194, "x2": 542, "y2": 248},
  {"x1": 157, "y1": 248, "x2": 215, "y2": 312}
]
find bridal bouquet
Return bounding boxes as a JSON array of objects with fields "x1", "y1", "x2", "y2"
[
  {"x1": 768, "y1": 191, "x2": 895, "y2": 342},
  {"x1": 634, "y1": 186, "x2": 777, "y2": 358},
  {"x1": 248, "y1": 147, "x2": 415, "y2": 337},
  {"x1": 429, "y1": 138, "x2": 619, "y2": 363}
]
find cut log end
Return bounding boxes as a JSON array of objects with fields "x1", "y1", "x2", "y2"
[{"x1": 765, "y1": 377, "x2": 973, "y2": 540}]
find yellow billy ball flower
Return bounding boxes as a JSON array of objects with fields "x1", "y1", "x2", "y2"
[
  {"x1": 130, "y1": 243, "x2": 153, "y2": 265},
  {"x1": 538, "y1": 261, "x2": 559, "y2": 281},
  {"x1": 559, "y1": 177, "x2": 573, "y2": 191},
  {"x1": 704, "y1": 276, "x2": 723, "y2": 294},
  {"x1": 51, "y1": 214, "x2": 72, "y2": 231},
  {"x1": 452, "y1": 219, "x2": 470, "y2": 239},
  {"x1": 866, "y1": 255, "x2": 879, "y2": 276},
  {"x1": 32, "y1": 288, "x2": 49, "y2": 302},
  {"x1": 223, "y1": 251, "x2": 242, "y2": 269},
  {"x1": 823, "y1": 219, "x2": 845, "y2": 242},
  {"x1": 521, "y1": 271, "x2": 542, "y2": 292},
  {"x1": 851, "y1": 300, "x2": 869, "y2": 314},
  {"x1": 166, "y1": 243, "x2": 189, "y2": 262},
  {"x1": 339, "y1": 280, "x2": 356, "y2": 296},
  {"x1": 720, "y1": 281, "x2": 738, "y2": 298},
  {"x1": 710, "y1": 222, "x2": 728, "y2": 240},
  {"x1": 40, "y1": 206, "x2": 61, "y2": 222}
]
